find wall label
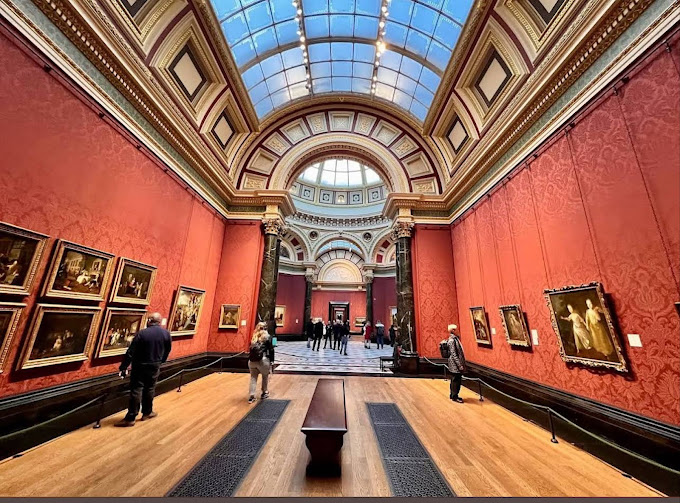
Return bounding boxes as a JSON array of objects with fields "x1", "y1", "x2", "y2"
[
  {"x1": 531, "y1": 329, "x2": 539, "y2": 345},
  {"x1": 627, "y1": 333, "x2": 642, "y2": 347}
]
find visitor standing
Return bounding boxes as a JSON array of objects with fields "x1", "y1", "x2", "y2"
[
  {"x1": 389, "y1": 323, "x2": 397, "y2": 346},
  {"x1": 305, "y1": 318, "x2": 314, "y2": 348},
  {"x1": 375, "y1": 320, "x2": 385, "y2": 349},
  {"x1": 340, "y1": 320, "x2": 350, "y2": 356},
  {"x1": 323, "y1": 320, "x2": 332, "y2": 349},
  {"x1": 312, "y1": 318, "x2": 324, "y2": 351},
  {"x1": 332, "y1": 319, "x2": 342, "y2": 350},
  {"x1": 247, "y1": 322, "x2": 274, "y2": 404},
  {"x1": 363, "y1": 321, "x2": 373, "y2": 349},
  {"x1": 445, "y1": 324, "x2": 466, "y2": 403},
  {"x1": 115, "y1": 312, "x2": 171, "y2": 427}
]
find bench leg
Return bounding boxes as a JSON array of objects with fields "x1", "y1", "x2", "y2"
[{"x1": 304, "y1": 432, "x2": 344, "y2": 476}]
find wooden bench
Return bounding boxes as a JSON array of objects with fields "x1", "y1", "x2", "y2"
[{"x1": 301, "y1": 379, "x2": 347, "y2": 474}]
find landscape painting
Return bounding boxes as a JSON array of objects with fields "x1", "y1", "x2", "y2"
[
  {"x1": 545, "y1": 282, "x2": 627, "y2": 372},
  {"x1": 0, "y1": 222, "x2": 48, "y2": 296},
  {"x1": 43, "y1": 241, "x2": 114, "y2": 301},
  {"x1": 169, "y1": 286, "x2": 205, "y2": 336}
]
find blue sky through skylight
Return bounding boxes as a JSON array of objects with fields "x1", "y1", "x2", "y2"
[{"x1": 210, "y1": 0, "x2": 473, "y2": 121}]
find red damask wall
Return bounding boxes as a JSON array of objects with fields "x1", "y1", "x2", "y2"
[
  {"x1": 412, "y1": 226, "x2": 459, "y2": 358},
  {"x1": 0, "y1": 32, "x2": 228, "y2": 398},
  {"x1": 372, "y1": 276, "x2": 397, "y2": 328},
  {"x1": 450, "y1": 45, "x2": 680, "y2": 425},
  {"x1": 311, "y1": 290, "x2": 366, "y2": 325},
  {"x1": 275, "y1": 273, "x2": 306, "y2": 334}
]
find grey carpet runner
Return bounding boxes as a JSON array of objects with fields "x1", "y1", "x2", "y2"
[
  {"x1": 168, "y1": 399, "x2": 289, "y2": 497},
  {"x1": 367, "y1": 402, "x2": 456, "y2": 497}
]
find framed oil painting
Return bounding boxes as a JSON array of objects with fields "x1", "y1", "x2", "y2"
[
  {"x1": 0, "y1": 303, "x2": 25, "y2": 373},
  {"x1": 219, "y1": 304, "x2": 241, "y2": 329},
  {"x1": 354, "y1": 316, "x2": 366, "y2": 327},
  {"x1": 95, "y1": 308, "x2": 147, "y2": 358},
  {"x1": 274, "y1": 305, "x2": 285, "y2": 327},
  {"x1": 389, "y1": 306, "x2": 397, "y2": 326},
  {"x1": 110, "y1": 258, "x2": 157, "y2": 305},
  {"x1": 43, "y1": 240, "x2": 114, "y2": 301},
  {"x1": 0, "y1": 222, "x2": 48, "y2": 296},
  {"x1": 168, "y1": 286, "x2": 205, "y2": 336},
  {"x1": 18, "y1": 304, "x2": 101, "y2": 370},
  {"x1": 469, "y1": 306, "x2": 491, "y2": 345},
  {"x1": 544, "y1": 282, "x2": 628, "y2": 372},
  {"x1": 499, "y1": 304, "x2": 531, "y2": 347}
]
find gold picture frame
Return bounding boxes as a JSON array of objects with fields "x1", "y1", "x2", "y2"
[
  {"x1": 42, "y1": 240, "x2": 114, "y2": 301},
  {"x1": 0, "y1": 222, "x2": 48, "y2": 296},
  {"x1": 499, "y1": 304, "x2": 531, "y2": 347},
  {"x1": 95, "y1": 307, "x2": 148, "y2": 358},
  {"x1": 544, "y1": 282, "x2": 628, "y2": 372},
  {"x1": 219, "y1": 304, "x2": 241, "y2": 329},
  {"x1": 0, "y1": 303, "x2": 25, "y2": 373},
  {"x1": 109, "y1": 257, "x2": 157, "y2": 305},
  {"x1": 18, "y1": 304, "x2": 101, "y2": 370},
  {"x1": 469, "y1": 306, "x2": 492, "y2": 345},
  {"x1": 168, "y1": 285, "x2": 206, "y2": 337},
  {"x1": 274, "y1": 305, "x2": 285, "y2": 327},
  {"x1": 354, "y1": 316, "x2": 366, "y2": 327}
]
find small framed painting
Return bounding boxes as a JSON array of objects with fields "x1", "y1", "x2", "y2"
[
  {"x1": 499, "y1": 304, "x2": 531, "y2": 347},
  {"x1": 469, "y1": 306, "x2": 491, "y2": 345},
  {"x1": 18, "y1": 304, "x2": 101, "y2": 370},
  {"x1": 0, "y1": 303, "x2": 25, "y2": 373},
  {"x1": 95, "y1": 308, "x2": 147, "y2": 358},
  {"x1": 219, "y1": 304, "x2": 241, "y2": 329},
  {"x1": 354, "y1": 316, "x2": 366, "y2": 327},
  {"x1": 42, "y1": 240, "x2": 114, "y2": 301},
  {"x1": 109, "y1": 258, "x2": 157, "y2": 305},
  {"x1": 544, "y1": 282, "x2": 627, "y2": 372},
  {"x1": 274, "y1": 305, "x2": 285, "y2": 327},
  {"x1": 389, "y1": 306, "x2": 397, "y2": 326},
  {"x1": 168, "y1": 285, "x2": 206, "y2": 337},
  {"x1": 0, "y1": 222, "x2": 48, "y2": 296}
]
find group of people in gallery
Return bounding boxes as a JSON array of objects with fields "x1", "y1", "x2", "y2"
[{"x1": 305, "y1": 317, "x2": 397, "y2": 354}]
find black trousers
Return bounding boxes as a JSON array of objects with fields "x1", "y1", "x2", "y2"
[
  {"x1": 376, "y1": 335, "x2": 384, "y2": 349},
  {"x1": 125, "y1": 363, "x2": 161, "y2": 421},
  {"x1": 312, "y1": 336, "x2": 322, "y2": 350},
  {"x1": 449, "y1": 373, "x2": 462, "y2": 399}
]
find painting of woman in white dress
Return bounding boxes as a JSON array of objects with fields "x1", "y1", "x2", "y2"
[{"x1": 544, "y1": 282, "x2": 627, "y2": 372}]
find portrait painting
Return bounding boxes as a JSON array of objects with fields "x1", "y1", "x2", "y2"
[
  {"x1": 110, "y1": 258, "x2": 157, "y2": 305},
  {"x1": 168, "y1": 286, "x2": 205, "y2": 336},
  {"x1": 19, "y1": 304, "x2": 101, "y2": 370},
  {"x1": 390, "y1": 306, "x2": 397, "y2": 326},
  {"x1": 499, "y1": 304, "x2": 530, "y2": 347},
  {"x1": 469, "y1": 306, "x2": 491, "y2": 345},
  {"x1": 95, "y1": 308, "x2": 147, "y2": 358},
  {"x1": 0, "y1": 303, "x2": 25, "y2": 373},
  {"x1": 43, "y1": 240, "x2": 114, "y2": 301},
  {"x1": 219, "y1": 304, "x2": 241, "y2": 329},
  {"x1": 0, "y1": 222, "x2": 48, "y2": 296},
  {"x1": 274, "y1": 305, "x2": 285, "y2": 327},
  {"x1": 544, "y1": 282, "x2": 627, "y2": 372}
]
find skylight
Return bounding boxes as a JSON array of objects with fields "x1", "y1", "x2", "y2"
[
  {"x1": 211, "y1": 0, "x2": 473, "y2": 121},
  {"x1": 299, "y1": 159, "x2": 384, "y2": 188}
]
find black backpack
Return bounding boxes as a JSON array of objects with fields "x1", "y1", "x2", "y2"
[
  {"x1": 249, "y1": 341, "x2": 265, "y2": 362},
  {"x1": 439, "y1": 340, "x2": 450, "y2": 358}
]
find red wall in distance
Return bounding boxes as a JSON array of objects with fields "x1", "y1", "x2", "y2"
[
  {"x1": 372, "y1": 276, "x2": 397, "y2": 328},
  {"x1": 311, "y1": 289, "x2": 366, "y2": 326},
  {"x1": 450, "y1": 45, "x2": 680, "y2": 426},
  {"x1": 275, "y1": 273, "x2": 306, "y2": 334},
  {"x1": 412, "y1": 225, "x2": 459, "y2": 358},
  {"x1": 0, "y1": 32, "x2": 226, "y2": 398},
  {"x1": 207, "y1": 221, "x2": 263, "y2": 354}
]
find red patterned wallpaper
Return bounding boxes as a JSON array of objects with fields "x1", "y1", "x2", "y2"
[
  {"x1": 0, "y1": 32, "x2": 226, "y2": 398},
  {"x1": 372, "y1": 276, "x2": 397, "y2": 329},
  {"x1": 275, "y1": 273, "x2": 306, "y2": 335},
  {"x1": 207, "y1": 221, "x2": 263, "y2": 354},
  {"x1": 450, "y1": 47, "x2": 680, "y2": 425},
  {"x1": 311, "y1": 290, "x2": 366, "y2": 325},
  {"x1": 412, "y1": 225, "x2": 459, "y2": 358}
]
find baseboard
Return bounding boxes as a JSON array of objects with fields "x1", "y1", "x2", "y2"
[{"x1": 418, "y1": 358, "x2": 679, "y2": 496}]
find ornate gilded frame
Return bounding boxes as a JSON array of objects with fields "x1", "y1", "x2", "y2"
[
  {"x1": 0, "y1": 222, "x2": 48, "y2": 296},
  {"x1": 469, "y1": 306, "x2": 492, "y2": 346},
  {"x1": 218, "y1": 304, "x2": 241, "y2": 329},
  {"x1": 499, "y1": 304, "x2": 531, "y2": 347},
  {"x1": 42, "y1": 240, "x2": 115, "y2": 301},
  {"x1": 0, "y1": 303, "x2": 25, "y2": 373},
  {"x1": 95, "y1": 307, "x2": 148, "y2": 358},
  {"x1": 18, "y1": 304, "x2": 101, "y2": 370},
  {"x1": 109, "y1": 257, "x2": 157, "y2": 305},
  {"x1": 168, "y1": 285, "x2": 206, "y2": 337},
  {"x1": 544, "y1": 282, "x2": 628, "y2": 372},
  {"x1": 275, "y1": 305, "x2": 285, "y2": 327}
]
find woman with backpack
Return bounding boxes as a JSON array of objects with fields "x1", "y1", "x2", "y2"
[{"x1": 248, "y1": 322, "x2": 275, "y2": 404}]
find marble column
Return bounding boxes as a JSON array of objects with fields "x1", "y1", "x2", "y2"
[
  {"x1": 303, "y1": 270, "x2": 314, "y2": 330},
  {"x1": 257, "y1": 217, "x2": 284, "y2": 334},
  {"x1": 393, "y1": 221, "x2": 416, "y2": 353},
  {"x1": 365, "y1": 277, "x2": 374, "y2": 327}
]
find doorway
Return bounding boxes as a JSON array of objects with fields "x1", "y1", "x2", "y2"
[{"x1": 328, "y1": 302, "x2": 349, "y2": 323}]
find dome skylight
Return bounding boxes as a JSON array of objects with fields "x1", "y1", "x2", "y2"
[{"x1": 299, "y1": 159, "x2": 383, "y2": 188}]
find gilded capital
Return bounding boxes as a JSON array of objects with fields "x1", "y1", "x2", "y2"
[
  {"x1": 391, "y1": 221, "x2": 414, "y2": 240},
  {"x1": 262, "y1": 217, "x2": 285, "y2": 236}
]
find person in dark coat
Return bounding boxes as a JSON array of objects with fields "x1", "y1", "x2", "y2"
[
  {"x1": 332, "y1": 319, "x2": 342, "y2": 350},
  {"x1": 323, "y1": 320, "x2": 333, "y2": 349},
  {"x1": 115, "y1": 313, "x2": 171, "y2": 426},
  {"x1": 339, "y1": 319, "x2": 350, "y2": 355},
  {"x1": 312, "y1": 318, "x2": 324, "y2": 351},
  {"x1": 445, "y1": 324, "x2": 466, "y2": 403},
  {"x1": 305, "y1": 318, "x2": 314, "y2": 348},
  {"x1": 389, "y1": 324, "x2": 397, "y2": 346}
]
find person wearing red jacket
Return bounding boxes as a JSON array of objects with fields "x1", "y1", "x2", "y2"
[{"x1": 363, "y1": 321, "x2": 373, "y2": 349}]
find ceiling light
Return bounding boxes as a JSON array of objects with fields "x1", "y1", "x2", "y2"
[
  {"x1": 379, "y1": 21, "x2": 385, "y2": 28},
  {"x1": 297, "y1": 8, "x2": 302, "y2": 14}
]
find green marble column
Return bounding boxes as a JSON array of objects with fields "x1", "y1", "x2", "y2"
[
  {"x1": 393, "y1": 221, "x2": 416, "y2": 353},
  {"x1": 256, "y1": 218, "x2": 283, "y2": 334}
]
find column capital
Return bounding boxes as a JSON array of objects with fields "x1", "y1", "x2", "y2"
[
  {"x1": 391, "y1": 220, "x2": 414, "y2": 240},
  {"x1": 262, "y1": 217, "x2": 285, "y2": 236}
]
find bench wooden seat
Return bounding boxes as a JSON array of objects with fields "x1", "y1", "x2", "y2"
[{"x1": 301, "y1": 379, "x2": 347, "y2": 473}]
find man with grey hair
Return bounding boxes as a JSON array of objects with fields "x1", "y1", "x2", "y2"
[
  {"x1": 115, "y1": 312, "x2": 172, "y2": 427},
  {"x1": 446, "y1": 324, "x2": 466, "y2": 403}
]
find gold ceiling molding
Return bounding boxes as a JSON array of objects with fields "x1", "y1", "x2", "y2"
[
  {"x1": 105, "y1": 0, "x2": 185, "y2": 53},
  {"x1": 229, "y1": 190, "x2": 296, "y2": 218}
]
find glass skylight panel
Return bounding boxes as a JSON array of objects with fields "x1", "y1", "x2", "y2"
[
  {"x1": 364, "y1": 168, "x2": 380, "y2": 184},
  {"x1": 310, "y1": 42, "x2": 376, "y2": 96}
]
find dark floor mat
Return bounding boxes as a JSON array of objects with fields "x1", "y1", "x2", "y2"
[
  {"x1": 167, "y1": 399, "x2": 289, "y2": 497},
  {"x1": 367, "y1": 402, "x2": 456, "y2": 497}
]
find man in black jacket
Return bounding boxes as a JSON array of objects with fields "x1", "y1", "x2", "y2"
[
  {"x1": 115, "y1": 312, "x2": 172, "y2": 426},
  {"x1": 312, "y1": 318, "x2": 324, "y2": 351}
]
